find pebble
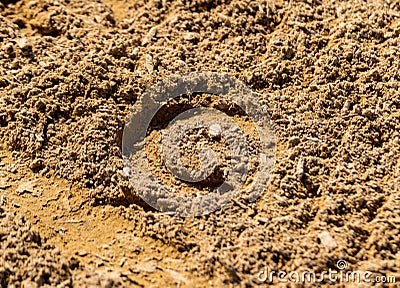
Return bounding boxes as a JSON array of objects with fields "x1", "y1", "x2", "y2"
[
  {"x1": 16, "y1": 181, "x2": 37, "y2": 195},
  {"x1": 318, "y1": 231, "x2": 338, "y2": 250},
  {"x1": 142, "y1": 27, "x2": 158, "y2": 45},
  {"x1": 208, "y1": 123, "x2": 222, "y2": 137},
  {"x1": 145, "y1": 54, "x2": 154, "y2": 73},
  {"x1": 119, "y1": 257, "x2": 126, "y2": 267},
  {"x1": 78, "y1": 250, "x2": 88, "y2": 257},
  {"x1": 199, "y1": 222, "x2": 204, "y2": 231},
  {"x1": 296, "y1": 157, "x2": 305, "y2": 179}
]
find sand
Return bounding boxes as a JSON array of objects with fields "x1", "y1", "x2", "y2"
[{"x1": 0, "y1": 0, "x2": 399, "y2": 286}]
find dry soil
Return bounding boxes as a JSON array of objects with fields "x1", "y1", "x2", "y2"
[{"x1": 0, "y1": 0, "x2": 400, "y2": 287}]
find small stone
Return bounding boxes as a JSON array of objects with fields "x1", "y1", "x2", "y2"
[
  {"x1": 318, "y1": 231, "x2": 338, "y2": 250},
  {"x1": 145, "y1": 54, "x2": 154, "y2": 73},
  {"x1": 27, "y1": 1, "x2": 38, "y2": 7},
  {"x1": 34, "y1": 134, "x2": 44, "y2": 142},
  {"x1": 131, "y1": 47, "x2": 139, "y2": 59},
  {"x1": 199, "y1": 223, "x2": 204, "y2": 231},
  {"x1": 15, "y1": 37, "x2": 33, "y2": 56},
  {"x1": 16, "y1": 181, "x2": 36, "y2": 195},
  {"x1": 142, "y1": 27, "x2": 158, "y2": 45},
  {"x1": 77, "y1": 250, "x2": 88, "y2": 257},
  {"x1": 119, "y1": 257, "x2": 127, "y2": 267},
  {"x1": 148, "y1": 26, "x2": 158, "y2": 38},
  {"x1": 209, "y1": 123, "x2": 222, "y2": 137},
  {"x1": 296, "y1": 157, "x2": 304, "y2": 178},
  {"x1": 122, "y1": 167, "x2": 131, "y2": 177}
]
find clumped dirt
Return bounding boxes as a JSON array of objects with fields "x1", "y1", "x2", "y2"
[
  {"x1": 1, "y1": 0, "x2": 400, "y2": 287},
  {"x1": 144, "y1": 92, "x2": 263, "y2": 199},
  {"x1": 0, "y1": 207, "x2": 72, "y2": 287}
]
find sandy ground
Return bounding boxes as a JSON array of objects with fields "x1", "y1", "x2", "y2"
[{"x1": 1, "y1": 0, "x2": 400, "y2": 287}]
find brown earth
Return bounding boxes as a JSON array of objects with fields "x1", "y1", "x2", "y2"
[{"x1": 1, "y1": 0, "x2": 400, "y2": 287}]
